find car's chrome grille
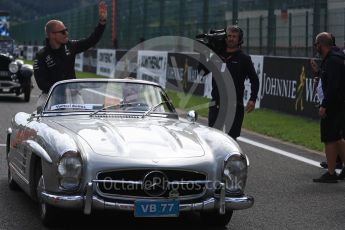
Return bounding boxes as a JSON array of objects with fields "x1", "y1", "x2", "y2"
[{"x1": 96, "y1": 170, "x2": 207, "y2": 198}]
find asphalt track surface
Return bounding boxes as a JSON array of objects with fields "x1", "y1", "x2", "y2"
[{"x1": 0, "y1": 84, "x2": 344, "y2": 230}]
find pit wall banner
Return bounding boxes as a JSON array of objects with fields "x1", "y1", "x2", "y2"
[
  {"x1": 96, "y1": 49, "x2": 116, "y2": 77},
  {"x1": 260, "y1": 56, "x2": 319, "y2": 119},
  {"x1": 244, "y1": 55, "x2": 264, "y2": 109},
  {"x1": 137, "y1": 50, "x2": 168, "y2": 88},
  {"x1": 20, "y1": 45, "x2": 43, "y2": 60},
  {"x1": 166, "y1": 52, "x2": 205, "y2": 95},
  {"x1": 74, "y1": 53, "x2": 83, "y2": 72},
  {"x1": 83, "y1": 49, "x2": 97, "y2": 73},
  {"x1": 26, "y1": 46, "x2": 33, "y2": 60},
  {"x1": 115, "y1": 50, "x2": 138, "y2": 78}
]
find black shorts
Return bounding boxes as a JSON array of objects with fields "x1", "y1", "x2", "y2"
[{"x1": 320, "y1": 107, "x2": 345, "y2": 142}]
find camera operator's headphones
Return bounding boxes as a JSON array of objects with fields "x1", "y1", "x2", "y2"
[{"x1": 226, "y1": 25, "x2": 244, "y2": 46}]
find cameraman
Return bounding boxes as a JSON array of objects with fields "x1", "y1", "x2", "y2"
[{"x1": 208, "y1": 25, "x2": 259, "y2": 140}]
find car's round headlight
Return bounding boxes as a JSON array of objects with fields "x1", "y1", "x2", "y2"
[
  {"x1": 57, "y1": 151, "x2": 82, "y2": 190},
  {"x1": 9, "y1": 62, "x2": 19, "y2": 73},
  {"x1": 223, "y1": 154, "x2": 248, "y2": 194}
]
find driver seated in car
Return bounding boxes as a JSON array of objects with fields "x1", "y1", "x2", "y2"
[{"x1": 48, "y1": 84, "x2": 84, "y2": 109}]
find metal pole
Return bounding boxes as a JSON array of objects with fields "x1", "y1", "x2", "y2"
[
  {"x1": 305, "y1": 11, "x2": 309, "y2": 57},
  {"x1": 273, "y1": 15, "x2": 276, "y2": 56},
  {"x1": 159, "y1": 0, "x2": 165, "y2": 35},
  {"x1": 142, "y1": 0, "x2": 147, "y2": 39},
  {"x1": 126, "y1": 0, "x2": 133, "y2": 48},
  {"x1": 323, "y1": 0, "x2": 328, "y2": 31},
  {"x1": 232, "y1": 0, "x2": 238, "y2": 25},
  {"x1": 179, "y1": 0, "x2": 185, "y2": 35},
  {"x1": 313, "y1": 0, "x2": 321, "y2": 54},
  {"x1": 259, "y1": 15, "x2": 263, "y2": 54},
  {"x1": 203, "y1": 0, "x2": 209, "y2": 32},
  {"x1": 289, "y1": 13, "x2": 292, "y2": 56},
  {"x1": 246, "y1": 17, "x2": 249, "y2": 53},
  {"x1": 267, "y1": 0, "x2": 275, "y2": 55},
  {"x1": 112, "y1": 0, "x2": 116, "y2": 47}
]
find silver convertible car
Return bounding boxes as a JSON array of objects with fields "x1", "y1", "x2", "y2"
[{"x1": 6, "y1": 79, "x2": 253, "y2": 227}]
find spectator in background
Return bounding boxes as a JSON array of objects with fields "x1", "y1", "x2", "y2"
[
  {"x1": 34, "y1": 1, "x2": 107, "y2": 108},
  {"x1": 208, "y1": 25, "x2": 259, "y2": 140},
  {"x1": 312, "y1": 32, "x2": 345, "y2": 183}
]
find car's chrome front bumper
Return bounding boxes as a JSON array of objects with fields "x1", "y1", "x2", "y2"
[{"x1": 41, "y1": 182, "x2": 254, "y2": 215}]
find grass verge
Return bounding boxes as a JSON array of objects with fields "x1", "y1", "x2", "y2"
[{"x1": 242, "y1": 108, "x2": 322, "y2": 152}]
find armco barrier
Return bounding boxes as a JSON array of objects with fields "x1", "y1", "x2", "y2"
[{"x1": 21, "y1": 45, "x2": 319, "y2": 119}]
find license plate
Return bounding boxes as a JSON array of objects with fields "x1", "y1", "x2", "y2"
[
  {"x1": 134, "y1": 200, "x2": 179, "y2": 217},
  {"x1": 2, "y1": 88, "x2": 10, "y2": 92}
]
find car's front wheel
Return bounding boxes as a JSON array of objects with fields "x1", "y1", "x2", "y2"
[
  {"x1": 201, "y1": 210, "x2": 233, "y2": 227},
  {"x1": 36, "y1": 173, "x2": 59, "y2": 227}
]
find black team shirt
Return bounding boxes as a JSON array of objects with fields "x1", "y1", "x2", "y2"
[{"x1": 211, "y1": 49, "x2": 259, "y2": 106}]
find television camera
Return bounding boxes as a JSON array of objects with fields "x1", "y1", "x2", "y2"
[{"x1": 195, "y1": 29, "x2": 226, "y2": 55}]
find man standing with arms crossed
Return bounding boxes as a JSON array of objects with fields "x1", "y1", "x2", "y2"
[{"x1": 34, "y1": 1, "x2": 107, "y2": 107}]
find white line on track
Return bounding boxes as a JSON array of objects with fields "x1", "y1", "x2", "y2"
[{"x1": 238, "y1": 137, "x2": 321, "y2": 168}]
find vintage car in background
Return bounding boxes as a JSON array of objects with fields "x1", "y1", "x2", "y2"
[
  {"x1": 6, "y1": 79, "x2": 253, "y2": 227},
  {"x1": 0, "y1": 39, "x2": 33, "y2": 102}
]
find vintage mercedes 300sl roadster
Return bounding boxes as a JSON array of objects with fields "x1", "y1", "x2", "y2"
[{"x1": 6, "y1": 79, "x2": 253, "y2": 227}]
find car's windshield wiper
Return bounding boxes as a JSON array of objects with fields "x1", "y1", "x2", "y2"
[
  {"x1": 89, "y1": 102, "x2": 137, "y2": 116},
  {"x1": 141, "y1": 101, "x2": 169, "y2": 118}
]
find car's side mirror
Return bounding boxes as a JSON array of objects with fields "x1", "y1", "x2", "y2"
[
  {"x1": 186, "y1": 110, "x2": 198, "y2": 123},
  {"x1": 37, "y1": 106, "x2": 43, "y2": 114}
]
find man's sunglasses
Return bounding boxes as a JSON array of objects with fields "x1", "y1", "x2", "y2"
[{"x1": 52, "y1": 28, "x2": 68, "y2": 35}]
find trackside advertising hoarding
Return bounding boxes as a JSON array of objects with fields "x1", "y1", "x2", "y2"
[
  {"x1": 166, "y1": 52, "x2": 205, "y2": 95},
  {"x1": 260, "y1": 57, "x2": 319, "y2": 119},
  {"x1": 137, "y1": 50, "x2": 168, "y2": 88},
  {"x1": 74, "y1": 53, "x2": 83, "y2": 72},
  {"x1": 97, "y1": 49, "x2": 116, "y2": 77},
  {"x1": 83, "y1": 49, "x2": 97, "y2": 73},
  {"x1": 244, "y1": 55, "x2": 264, "y2": 109}
]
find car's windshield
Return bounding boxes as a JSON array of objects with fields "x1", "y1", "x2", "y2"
[{"x1": 44, "y1": 81, "x2": 175, "y2": 114}]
